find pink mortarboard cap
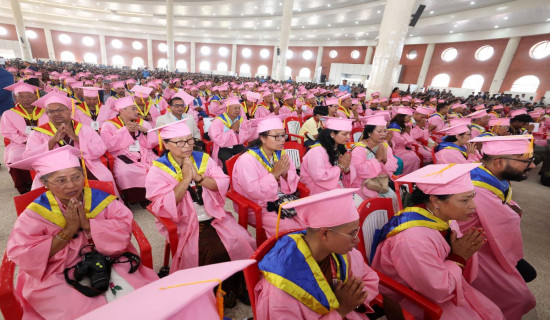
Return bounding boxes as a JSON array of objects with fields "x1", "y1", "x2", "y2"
[
  {"x1": 247, "y1": 91, "x2": 262, "y2": 103},
  {"x1": 273, "y1": 88, "x2": 282, "y2": 93},
  {"x1": 148, "y1": 119, "x2": 191, "y2": 139},
  {"x1": 324, "y1": 97, "x2": 339, "y2": 106},
  {"x1": 360, "y1": 115, "x2": 387, "y2": 126},
  {"x1": 373, "y1": 110, "x2": 391, "y2": 121},
  {"x1": 250, "y1": 115, "x2": 286, "y2": 133},
  {"x1": 437, "y1": 123, "x2": 470, "y2": 136},
  {"x1": 402, "y1": 97, "x2": 411, "y2": 102},
  {"x1": 170, "y1": 78, "x2": 181, "y2": 84},
  {"x1": 470, "y1": 135, "x2": 534, "y2": 156},
  {"x1": 391, "y1": 98, "x2": 400, "y2": 102},
  {"x1": 450, "y1": 103, "x2": 463, "y2": 110},
  {"x1": 69, "y1": 81, "x2": 83, "y2": 88},
  {"x1": 358, "y1": 93, "x2": 366, "y2": 98},
  {"x1": 79, "y1": 260, "x2": 256, "y2": 320},
  {"x1": 84, "y1": 80, "x2": 94, "y2": 86},
  {"x1": 323, "y1": 117, "x2": 354, "y2": 131},
  {"x1": 172, "y1": 90, "x2": 196, "y2": 106},
  {"x1": 283, "y1": 93, "x2": 294, "y2": 100},
  {"x1": 126, "y1": 79, "x2": 137, "y2": 84},
  {"x1": 7, "y1": 67, "x2": 18, "y2": 72},
  {"x1": 414, "y1": 99, "x2": 423, "y2": 103},
  {"x1": 218, "y1": 85, "x2": 229, "y2": 91},
  {"x1": 371, "y1": 92, "x2": 380, "y2": 97},
  {"x1": 492, "y1": 105, "x2": 503, "y2": 110},
  {"x1": 131, "y1": 85, "x2": 153, "y2": 98},
  {"x1": 8, "y1": 145, "x2": 81, "y2": 177},
  {"x1": 466, "y1": 109, "x2": 488, "y2": 119},
  {"x1": 282, "y1": 188, "x2": 359, "y2": 228},
  {"x1": 414, "y1": 106, "x2": 434, "y2": 116},
  {"x1": 94, "y1": 75, "x2": 104, "y2": 79},
  {"x1": 438, "y1": 99, "x2": 445, "y2": 103},
  {"x1": 190, "y1": 86, "x2": 199, "y2": 91},
  {"x1": 429, "y1": 98, "x2": 437, "y2": 102},
  {"x1": 306, "y1": 93, "x2": 315, "y2": 100},
  {"x1": 396, "y1": 107, "x2": 414, "y2": 116},
  {"x1": 449, "y1": 118, "x2": 472, "y2": 127},
  {"x1": 339, "y1": 93, "x2": 352, "y2": 101},
  {"x1": 111, "y1": 81, "x2": 126, "y2": 89},
  {"x1": 225, "y1": 97, "x2": 241, "y2": 106},
  {"x1": 3, "y1": 82, "x2": 39, "y2": 94},
  {"x1": 352, "y1": 99, "x2": 359, "y2": 105},
  {"x1": 397, "y1": 163, "x2": 480, "y2": 195},
  {"x1": 509, "y1": 109, "x2": 527, "y2": 117},
  {"x1": 32, "y1": 92, "x2": 73, "y2": 109},
  {"x1": 78, "y1": 87, "x2": 103, "y2": 98},
  {"x1": 379, "y1": 98, "x2": 388, "y2": 103},
  {"x1": 488, "y1": 118, "x2": 510, "y2": 127},
  {"x1": 371, "y1": 98, "x2": 380, "y2": 103},
  {"x1": 474, "y1": 104, "x2": 485, "y2": 111},
  {"x1": 114, "y1": 96, "x2": 136, "y2": 112}
]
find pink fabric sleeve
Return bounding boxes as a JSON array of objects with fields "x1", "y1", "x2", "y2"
[
  {"x1": 209, "y1": 119, "x2": 237, "y2": 147},
  {"x1": 303, "y1": 149, "x2": 341, "y2": 187},
  {"x1": 383, "y1": 146, "x2": 398, "y2": 174},
  {"x1": 279, "y1": 160, "x2": 299, "y2": 194},
  {"x1": 90, "y1": 200, "x2": 133, "y2": 256},
  {"x1": 100, "y1": 122, "x2": 135, "y2": 152},
  {"x1": 22, "y1": 130, "x2": 49, "y2": 158},
  {"x1": 78, "y1": 126, "x2": 107, "y2": 160},
  {"x1": 0, "y1": 112, "x2": 27, "y2": 144},
  {"x1": 234, "y1": 154, "x2": 279, "y2": 201},
  {"x1": 142, "y1": 121, "x2": 160, "y2": 149},
  {"x1": 350, "y1": 147, "x2": 382, "y2": 184},
  {"x1": 349, "y1": 249, "x2": 379, "y2": 313}
]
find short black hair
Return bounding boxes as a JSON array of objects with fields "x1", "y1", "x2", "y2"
[
  {"x1": 436, "y1": 103, "x2": 448, "y2": 112},
  {"x1": 511, "y1": 114, "x2": 534, "y2": 123},
  {"x1": 170, "y1": 97, "x2": 184, "y2": 105},
  {"x1": 313, "y1": 105, "x2": 329, "y2": 116}
]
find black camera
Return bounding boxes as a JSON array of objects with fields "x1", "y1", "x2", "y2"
[{"x1": 73, "y1": 246, "x2": 111, "y2": 293}]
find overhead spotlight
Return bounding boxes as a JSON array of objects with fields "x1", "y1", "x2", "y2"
[
  {"x1": 449, "y1": 31, "x2": 454, "y2": 33},
  {"x1": 377, "y1": 10, "x2": 381, "y2": 13},
  {"x1": 494, "y1": 25, "x2": 499, "y2": 28},
  {"x1": 429, "y1": 10, "x2": 434, "y2": 14},
  {"x1": 355, "y1": 21, "x2": 358, "y2": 24},
  {"x1": 328, "y1": 24, "x2": 331, "y2": 26},
  {"x1": 504, "y1": 16, "x2": 508, "y2": 20},
  {"x1": 470, "y1": 1, "x2": 475, "y2": 4},
  {"x1": 327, "y1": 4, "x2": 331, "y2": 7}
]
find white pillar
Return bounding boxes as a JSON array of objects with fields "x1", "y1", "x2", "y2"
[
  {"x1": 43, "y1": 28, "x2": 56, "y2": 60},
  {"x1": 276, "y1": 0, "x2": 294, "y2": 80},
  {"x1": 231, "y1": 43, "x2": 237, "y2": 74},
  {"x1": 166, "y1": 0, "x2": 175, "y2": 72},
  {"x1": 489, "y1": 37, "x2": 521, "y2": 94},
  {"x1": 313, "y1": 46, "x2": 323, "y2": 83},
  {"x1": 416, "y1": 43, "x2": 435, "y2": 88},
  {"x1": 147, "y1": 38, "x2": 153, "y2": 68},
  {"x1": 364, "y1": 46, "x2": 373, "y2": 65},
  {"x1": 190, "y1": 42, "x2": 196, "y2": 73},
  {"x1": 9, "y1": 0, "x2": 32, "y2": 61},
  {"x1": 367, "y1": 0, "x2": 416, "y2": 97},
  {"x1": 99, "y1": 35, "x2": 107, "y2": 65},
  {"x1": 271, "y1": 46, "x2": 278, "y2": 79}
]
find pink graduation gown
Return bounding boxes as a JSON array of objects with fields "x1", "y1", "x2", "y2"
[
  {"x1": 300, "y1": 145, "x2": 356, "y2": 195},
  {"x1": 23, "y1": 122, "x2": 116, "y2": 192},
  {"x1": 0, "y1": 107, "x2": 48, "y2": 165},
  {"x1": 251, "y1": 104, "x2": 273, "y2": 119},
  {"x1": 208, "y1": 99, "x2": 226, "y2": 116},
  {"x1": 145, "y1": 154, "x2": 256, "y2": 271},
  {"x1": 411, "y1": 125, "x2": 433, "y2": 163},
  {"x1": 372, "y1": 221, "x2": 504, "y2": 320},
  {"x1": 389, "y1": 131, "x2": 420, "y2": 174},
  {"x1": 73, "y1": 104, "x2": 102, "y2": 130},
  {"x1": 100, "y1": 118, "x2": 158, "y2": 190},
  {"x1": 208, "y1": 116, "x2": 254, "y2": 162},
  {"x1": 279, "y1": 105, "x2": 298, "y2": 117},
  {"x1": 232, "y1": 152, "x2": 304, "y2": 238},
  {"x1": 435, "y1": 148, "x2": 480, "y2": 164},
  {"x1": 255, "y1": 249, "x2": 379, "y2": 320},
  {"x1": 458, "y1": 186, "x2": 536, "y2": 319},
  {"x1": 6, "y1": 192, "x2": 158, "y2": 320},
  {"x1": 428, "y1": 113, "x2": 446, "y2": 132}
]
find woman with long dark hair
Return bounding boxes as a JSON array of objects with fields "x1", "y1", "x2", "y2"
[
  {"x1": 386, "y1": 108, "x2": 421, "y2": 174},
  {"x1": 300, "y1": 117, "x2": 354, "y2": 195},
  {"x1": 435, "y1": 124, "x2": 480, "y2": 164}
]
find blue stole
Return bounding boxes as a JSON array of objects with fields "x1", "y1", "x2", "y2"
[
  {"x1": 259, "y1": 231, "x2": 349, "y2": 315},
  {"x1": 470, "y1": 165, "x2": 512, "y2": 204},
  {"x1": 479, "y1": 132, "x2": 496, "y2": 137},
  {"x1": 435, "y1": 141, "x2": 467, "y2": 158},
  {"x1": 371, "y1": 206, "x2": 450, "y2": 262},
  {"x1": 470, "y1": 123, "x2": 486, "y2": 134},
  {"x1": 193, "y1": 98, "x2": 203, "y2": 107},
  {"x1": 27, "y1": 188, "x2": 116, "y2": 228},
  {"x1": 388, "y1": 122, "x2": 403, "y2": 133}
]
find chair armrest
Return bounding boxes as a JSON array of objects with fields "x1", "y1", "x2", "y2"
[
  {"x1": 131, "y1": 220, "x2": 153, "y2": 269},
  {"x1": 226, "y1": 189, "x2": 250, "y2": 228},
  {"x1": 146, "y1": 206, "x2": 179, "y2": 257},
  {"x1": 0, "y1": 250, "x2": 23, "y2": 320},
  {"x1": 202, "y1": 140, "x2": 213, "y2": 154},
  {"x1": 287, "y1": 134, "x2": 304, "y2": 144},
  {"x1": 297, "y1": 182, "x2": 310, "y2": 198}
]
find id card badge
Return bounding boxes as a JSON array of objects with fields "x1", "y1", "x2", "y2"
[
  {"x1": 25, "y1": 126, "x2": 34, "y2": 135},
  {"x1": 129, "y1": 140, "x2": 141, "y2": 152},
  {"x1": 91, "y1": 121, "x2": 100, "y2": 131}
]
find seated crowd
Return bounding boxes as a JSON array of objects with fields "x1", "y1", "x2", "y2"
[{"x1": 0, "y1": 60, "x2": 547, "y2": 319}]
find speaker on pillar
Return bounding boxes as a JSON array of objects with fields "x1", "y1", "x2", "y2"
[
  {"x1": 320, "y1": 74, "x2": 327, "y2": 83},
  {"x1": 277, "y1": 48, "x2": 280, "y2": 56},
  {"x1": 409, "y1": 5, "x2": 426, "y2": 27}
]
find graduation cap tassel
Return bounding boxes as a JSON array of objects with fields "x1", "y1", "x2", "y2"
[
  {"x1": 80, "y1": 150, "x2": 90, "y2": 188},
  {"x1": 157, "y1": 131, "x2": 163, "y2": 153},
  {"x1": 71, "y1": 99, "x2": 75, "y2": 118}
]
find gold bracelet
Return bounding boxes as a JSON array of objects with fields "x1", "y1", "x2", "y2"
[
  {"x1": 453, "y1": 261, "x2": 465, "y2": 268},
  {"x1": 55, "y1": 230, "x2": 71, "y2": 241}
]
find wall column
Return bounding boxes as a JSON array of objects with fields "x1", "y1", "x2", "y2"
[
  {"x1": 43, "y1": 28, "x2": 56, "y2": 60},
  {"x1": 231, "y1": 43, "x2": 237, "y2": 74},
  {"x1": 416, "y1": 43, "x2": 435, "y2": 88},
  {"x1": 489, "y1": 37, "x2": 521, "y2": 94},
  {"x1": 313, "y1": 46, "x2": 323, "y2": 83},
  {"x1": 9, "y1": 0, "x2": 32, "y2": 61},
  {"x1": 271, "y1": 46, "x2": 278, "y2": 79},
  {"x1": 367, "y1": 0, "x2": 416, "y2": 97},
  {"x1": 364, "y1": 46, "x2": 373, "y2": 65},
  {"x1": 166, "y1": 0, "x2": 175, "y2": 71},
  {"x1": 276, "y1": 0, "x2": 294, "y2": 80},
  {"x1": 99, "y1": 35, "x2": 107, "y2": 65},
  {"x1": 190, "y1": 42, "x2": 196, "y2": 73},
  {"x1": 147, "y1": 38, "x2": 153, "y2": 68}
]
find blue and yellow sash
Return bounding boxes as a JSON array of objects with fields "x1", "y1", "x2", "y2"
[
  {"x1": 435, "y1": 141, "x2": 468, "y2": 158},
  {"x1": 470, "y1": 165, "x2": 512, "y2": 204},
  {"x1": 449, "y1": 112, "x2": 462, "y2": 118},
  {"x1": 246, "y1": 147, "x2": 285, "y2": 173},
  {"x1": 430, "y1": 112, "x2": 445, "y2": 120},
  {"x1": 388, "y1": 122, "x2": 403, "y2": 133},
  {"x1": 479, "y1": 132, "x2": 496, "y2": 137},
  {"x1": 259, "y1": 231, "x2": 349, "y2": 315},
  {"x1": 470, "y1": 123, "x2": 486, "y2": 134},
  {"x1": 27, "y1": 187, "x2": 116, "y2": 228},
  {"x1": 33, "y1": 121, "x2": 82, "y2": 146},
  {"x1": 153, "y1": 151, "x2": 208, "y2": 181},
  {"x1": 216, "y1": 113, "x2": 242, "y2": 129}
]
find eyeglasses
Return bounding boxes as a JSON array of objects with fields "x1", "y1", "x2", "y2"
[
  {"x1": 328, "y1": 228, "x2": 360, "y2": 240},
  {"x1": 171, "y1": 104, "x2": 185, "y2": 108},
  {"x1": 499, "y1": 157, "x2": 535, "y2": 165},
  {"x1": 167, "y1": 138, "x2": 195, "y2": 147},
  {"x1": 267, "y1": 134, "x2": 288, "y2": 141},
  {"x1": 46, "y1": 108, "x2": 69, "y2": 115},
  {"x1": 46, "y1": 174, "x2": 84, "y2": 186}
]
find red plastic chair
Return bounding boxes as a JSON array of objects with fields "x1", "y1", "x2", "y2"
[
  {"x1": 392, "y1": 174, "x2": 414, "y2": 211},
  {"x1": 1, "y1": 181, "x2": 153, "y2": 320},
  {"x1": 146, "y1": 205, "x2": 179, "y2": 269},
  {"x1": 283, "y1": 141, "x2": 305, "y2": 170},
  {"x1": 351, "y1": 127, "x2": 363, "y2": 142},
  {"x1": 3, "y1": 137, "x2": 10, "y2": 147},
  {"x1": 99, "y1": 152, "x2": 115, "y2": 173},
  {"x1": 197, "y1": 120, "x2": 214, "y2": 154},
  {"x1": 284, "y1": 117, "x2": 304, "y2": 144}
]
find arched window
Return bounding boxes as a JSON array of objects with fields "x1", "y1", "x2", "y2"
[
  {"x1": 298, "y1": 68, "x2": 311, "y2": 78},
  {"x1": 59, "y1": 34, "x2": 72, "y2": 44},
  {"x1": 157, "y1": 58, "x2": 168, "y2": 69},
  {"x1": 83, "y1": 53, "x2": 98, "y2": 64},
  {"x1": 511, "y1": 75, "x2": 540, "y2": 93},
  {"x1": 132, "y1": 57, "x2": 145, "y2": 69},
  {"x1": 441, "y1": 48, "x2": 458, "y2": 62},
  {"x1": 302, "y1": 50, "x2": 313, "y2": 60},
  {"x1": 240, "y1": 64, "x2": 251, "y2": 74},
  {"x1": 218, "y1": 47, "x2": 229, "y2": 57},
  {"x1": 177, "y1": 44, "x2": 186, "y2": 54},
  {"x1": 260, "y1": 49, "x2": 270, "y2": 59},
  {"x1": 158, "y1": 43, "x2": 167, "y2": 53},
  {"x1": 257, "y1": 65, "x2": 268, "y2": 75},
  {"x1": 199, "y1": 61, "x2": 211, "y2": 71},
  {"x1": 132, "y1": 41, "x2": 143, "y2": 50},
  {"x1": 217, "y1": 62, "x2": 228, "y2": 72},
  {"x1": 111, "y1": 55, "x2": 124, "y2": 66},
  {"x1": 176, "y1": 60, "x2": 187, "y2": 71},
  {"x1": 329, "y1": 50, "x2": 338, "y2": 58},
  {"x1": 242, "y1": 48, "x2": 252, "y2": 58},
  {"x1": 60, "y1": 51, "x2": 75, "y2": 62},
  {"x1": 529, "y1": 41, "x2": 550, "y2": 59},
  {"x1": 407, "y1": 49, "x2": 417, "y2": 60},
  {"x1": 111, "y1": 39, "x2": 123, "y2": 49},
  {"x1": 82, "y1": 36, "x2": 95, "y2": 46},
  {"x1": 200, "y1": 46, "x2": 211, "y2": 56},
  {"x1": 26, "y1": 30, "x2": 37, "y2": 39},
  {"x1": 431, "y1": 73, "x2": 450, "y2": 87},
  {"x1": 285, "y1": 66, "x2": 292, "y2": 78},
  {"x1": 351, "y1": 50, "x2": 360, "y2": 59},
  {"x1": 462, "y1": 74, "x2": 484, "y2": 92},
  {"x1": 475, "y1": 45, "x2": 494, "y2": 61}
]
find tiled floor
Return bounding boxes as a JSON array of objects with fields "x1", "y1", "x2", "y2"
[{"x1": 0, "y1": 143, "x2": 547, "y2": 319}]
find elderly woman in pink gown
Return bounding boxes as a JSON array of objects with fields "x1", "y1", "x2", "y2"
[
  {"x1": 434, "y1": 124, "x2": 481, "y2": 164},
  {"x1": 7, "y1": 147, "x2": 157, "y2": 320},
  {"x1": 300, "y1": 118, "x2": 356, "y2": 195},
  {"x1": 372, "y1": 164, "x2": 503, "y2": 320},
  {"x1": 411, "y1": 107, "x2": 436, "y2": 164},
  {"x1": 232, "y1": 116, "x2": 304, "y2": 238},
  {"x1": 386, "y1": 108, "x2": 421, "y2": 174}
]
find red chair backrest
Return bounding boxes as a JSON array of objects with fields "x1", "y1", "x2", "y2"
[
  {"x1": 284, "y1": 117, "x2": 303, "y2": 135},
  {"x1": 351, "y1": 127, "x2": 363, "y2": 142},
  {"x1": 431, "y1": 148, "x2": 437, "y2": 164},
  {"x1": 356, "y1": 198, "x2": 394, "y2": 264},
  {"x1": 392, "y1": 175, "x2": 414, "y2": 211},
  {"x1": 283, "y1": 141, "x2": 305, "y2": 169},
  {"x1": 225, "y1": 153, "x2": 241, "y2": 185},
  {"x1": 244, "y1": 229, "x2": 304, "y2": 320},
  {"x1": 3, "y1": 138, "x2": 10, "y2": 147}
]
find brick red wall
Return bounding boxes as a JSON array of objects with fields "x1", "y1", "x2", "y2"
[
  {"x1": 287, "y1": 46, "x2": 317, "y2": 79},
  {"x1": 501, "y1": 34, "x2": 550, "y2": 99},
  {"x1": 50, "y1": 30, "x2": 100, "y2": 63},
  {"x1": 399, "y1": 44, "x2": 428, "y2": 84},
  {"x1": 424, "y1": 39, "x2": 508, "y2": 92},
  {"x1": 195, "y1": 42, "x2": 232, "y2": 73},
  {"x1": 26, "y1": 27, "x2": 48, "y2": 59},
  {"x1": 174, "y1": 41, "x2": 191, "y2": 71},
  {"x1": 321, "y1": 46, "x2": 368, "y2": 77},
  {"x1": 236, "y1": 44, "x2": 274, "y2": 76},
  {"x1": 104, "y1": 36, "x2": 147, "y2": 68},
  {"x1": 0, "y1": 23, "x2": 18, "y2": 41}
]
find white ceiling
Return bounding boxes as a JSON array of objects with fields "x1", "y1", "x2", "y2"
[{"x1": 0, "y1": 0, "x2": 549, "y2": 46}]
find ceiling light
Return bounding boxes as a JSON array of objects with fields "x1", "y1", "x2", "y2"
[
  {"x1": 327, "y1": 4, "x2": 331, "y2": 7},
  {"x1": 449, "y1": 31, "x2": 454, "y2": 33},
  {"x1": 547, "y1": 18, "x2": 550, "y2": 21},
  {"x1": 213, "y1": 13, "x2": 216, "y2": 16},
  {"x1": 504, "y1": 16, "x2": 508, "y2": 20},
  {"x1": 254, "y1": 6, "x2": 257, "y2": 9},
  {"x1": 328, "y1": 24, "x2": 331, "y2": 26},
  {"x1": 377, "y1": 10, "x2": 381, "y2": 13},
  {"x1": 429, "y1": 10, "x2": 434, "y2": 14},
  {"x1": 279, "y1": 2, "x2": 282, "y2": 5},
  {"x1": 494, "y1": 25, "x2": 499, "y2": 28},
  {"x1": 355, "y1": 21, "x2": 358, "y2": 24},
  {"x1": 470, "y1": 1, "x2": 475, "y2": 4},
  {"x1": 240, "y1": 13, "x2": 243, "y2": 16},
  {"x1": 302, "y1": 26, "x2": 304, "y2": 28},
  {"x1": 366, "y1": 32, "x2": 369, "y2": 35},
  {"x1": 453, "y1": 24, "x2": 457, "y2": 28},
  {"x1": 356, "y1": 37, "x2": 358, "y2": 40}
]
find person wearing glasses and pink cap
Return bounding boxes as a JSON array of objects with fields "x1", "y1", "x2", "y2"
[
  {"x1": 232, "y1": 116, "x2": 304, "y2": 237},
  {"x1": 145, "y1": 120, "x2": 255, "y2": 306},
  {"x1": 434, "y1": 124, "x2": 480, "y2": 164},
  {"x1": 459, "y1": 135, "x2": 537, "y2": 319},
  {"x1": 372, "y1": 164, "x2": 504, "y2": 320},
  {"x1": 387, "y1": 107, "x2": 422, "y2": 173},
  {"x1": 255, "y1": 188, "x2": 379, "y2": 320},
  {"x1": 208, "y1": 85, "x2": 231, "y2": 116}
]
